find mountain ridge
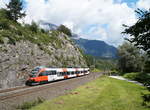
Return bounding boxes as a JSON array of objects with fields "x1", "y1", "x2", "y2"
[{"x1": 74, "y1": 38, "x2": 118, "y2": 58}]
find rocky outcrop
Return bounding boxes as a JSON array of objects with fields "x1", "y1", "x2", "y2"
[{"x1": 0, "y1": 32, "x2": 87, "y2": 89}]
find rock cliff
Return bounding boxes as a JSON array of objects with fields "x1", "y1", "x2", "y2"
[{"x1": 0, "y1": 31, "x2": 87, "y2": 89}]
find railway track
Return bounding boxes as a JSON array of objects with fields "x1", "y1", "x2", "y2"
[
  {"x1": 0, "y1": 86, "x2": 29, "y2": 94},
  {"x1": 0, "y1": 84, "x2": 51, "y2": 101},
  {"x1": 0, "y1": 74, "x2": 92, "y2": 102}
]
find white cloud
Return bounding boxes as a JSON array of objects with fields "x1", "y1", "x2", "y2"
[
  {"x1": 63, "y1": 21, "x2": 75, "y2": 32},
  {"x1": 0, "y1": 0, "x2": 9, "y2": 8},
  {"x1": 136, "y1": 0, "x2": 150, "y2": 10},
  {"x1": 2, "y1": 0, "x2": 139, "y2": 47}
]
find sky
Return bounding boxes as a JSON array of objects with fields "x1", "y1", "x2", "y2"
[{"x1": 0, "y1": 0, "x2": 150, "y2": 47}]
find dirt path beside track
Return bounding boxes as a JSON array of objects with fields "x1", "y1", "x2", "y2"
[{"x1": 0, "y1": 72, "x2": 103, "y2": 110}]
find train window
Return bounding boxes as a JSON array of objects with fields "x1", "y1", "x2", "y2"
[
  {"x1": 29, "y1": 74, "x2": 36, "y2": 77},
  {"x1": 51, "y1": 71, "x2": 56, "y2": 75},
  {"x1": 39, "y1": 71, "x2": 54, "y2": 76},
  {"x1": 57, "y1": 72, "x2": 61, "y2": 76},
  {"x1": 46, "y1": 71, "x2": 51, "y2": 75},
  {"x1": 32, "y1": 68, "x2": 40, "y2": 72},
  {"x1": 39, "y1": 72, "x2": 45, "y2": 76},
  {"x1": 64, "y1": 72, "x2": 67, "y2": 75},
  {"x1": 62, "y1": 72, "x2": 64, "y2": 75},
  {"x1": 60, "y1": 72, "x2": 63, "y2": 75},
  {"x1": 31, "y1": 70, "x2": 39, "y2": 75},
  {"x1": 75, "y1": 71, "x2": 78, "y2": 74},
  {"x1": 43, "y1": 71, "x2": 56, "y2": 75},
  {"x1": 59, "y1": 72, "x2": 64, "y2": 76},
  {"x1": 71, "y1": 71, "x2": 74, "y2": 74},
  {"x1": 67, "y1": 72, "x2": 71, "y2": 75}
]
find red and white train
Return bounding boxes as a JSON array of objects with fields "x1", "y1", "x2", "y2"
[{"x1": 26, "y1": 66, "x2": 90, "y2": 85}]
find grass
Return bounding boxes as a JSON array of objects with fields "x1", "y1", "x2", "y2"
[
  {"x1": 30, "y1": 76, "x2": 150, "y2": 110},
  {"x1": 91, "y1": 68, "x2": 102, "y2": 72}
]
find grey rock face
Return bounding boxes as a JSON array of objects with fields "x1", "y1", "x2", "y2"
[{"x1": 0, "y1": 33, "x2": 87, "y2": 89}]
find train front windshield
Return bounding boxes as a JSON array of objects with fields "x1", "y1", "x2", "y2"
[{"x1": 30, "y1": 68, "x2": 40, "y2": 77}]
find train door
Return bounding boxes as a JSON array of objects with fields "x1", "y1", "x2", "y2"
[{"x1": 48, "y1": 71, "x2": 57, "y2": 81}]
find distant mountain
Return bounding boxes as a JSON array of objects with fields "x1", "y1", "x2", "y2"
[
  {"x1": 71, "y1": 33, "x2": 80, "y2": 39},
  {"x1": 39, "y1": 20, "x2": 58, "y2": 30},
  {"x1": 74, "y1": 38, "x2": 118, "y2": 58}
]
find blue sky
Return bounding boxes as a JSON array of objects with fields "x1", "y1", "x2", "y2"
[{"x1": 0, "y1": 0, "x2": 150, "y2": 47}]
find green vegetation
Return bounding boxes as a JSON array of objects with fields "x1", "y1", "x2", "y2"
[
  {"x1": 122, "y1": 8, "x2": 150, "y2": 104},
  {"x1": 123, "y1": 72, "x2": 150, "y2": 87},
  {"x1": 122, "y1": 8, "x2": 150, "y2": 79},
  {"x1": 122, "y1": 9, "x2": 150, "y2": 56},
  {"x1": 30, "y1": 76, "x2": 150, "y2": 110},
  {"x1": 83, "y1": 54, "x2": 117, "y2": 71},
  {"x1": 57, "y1": 24, "x2": 72, "y2": 36},
  {"x1": 118, "y1": 42, "x2": 144, "y2": 73},
  {"x1": 17, "y1": 97, "x2": 45, "y2": 110},
  {"x1": 0, "y1": 8, "x2": 64, "y2": 54},
  {"x1": 91, "y1": 68, "x2": 102, "y2": 72},
  {"x1": 123, "y1": 72, "x2": 140, "y2": 80},
  {"x1": 6, "y1": 0, "x2": 26, "y2": 22}
]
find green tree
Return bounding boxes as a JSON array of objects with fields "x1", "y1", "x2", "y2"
[
  {"x1": 29, "y1": 21, "x2": 39, "y2": 33},
  {"x1": 84, "y1": 55, "x2": 95, "y2": 67},
  {"x1": 122, "y1": 9, "x2": 150, "y2": 104},
  {"x1": 6, "y1": 0, "x2": 26, "y2": 22},
  {"x1": 118, "y1": 42, "x2": 143, "y2": 73},
  {"x1": 122, "y1": 9, "x2": 150, "y2": 56},
  {"x1": 57, "y1": 25, "x2": 72, "y2": 36},
  {"x1": 0, "y1": 9, "x2": 10, "y2": 20},
  {"x1": 122, "y1": 8, "x2": 150, "y2": 74},
  {"x1": 0, "y1": 9, "x2": 11, "y2": 29}
]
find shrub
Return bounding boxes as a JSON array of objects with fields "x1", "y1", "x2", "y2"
[
  {"x1": 17, "y1": 97, "x2": 45, "y2": 110},
  {"x1": 135, "y1": 73, "x2": 150, "y2": 87},
  {"x1": 123, "y1": 72, "x2": 150, "y2": 87},
  {"x1": 0, "y1": 35, "x2": 4, "y2": 44},
  {"x1": 29, "y1": 21, "x2": 39, "y2": 33},
  {"x1": 141, "y1": 93, "x2": 150, "y2": 107},
  {"x1": 57, "y1": 25, "x2": 72, "y2": 36},
  {"x1": 91, "y1": 68, "x2": 102, "y2": 72},
  {"x1": 0, "y1": 19, "x2": 10, "y2": 29},
  {"x1": 123, "y1": 72, "x2": 140, "y2": 80},
  {"x1": 110, "y1": 70, "x2": 119, "y2": 75}
]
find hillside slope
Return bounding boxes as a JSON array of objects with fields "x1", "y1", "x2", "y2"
[
  {"x1": 0, "y1": 17, "x2": 87, "y2": 89},
  {"x1": 74, "y1": 38, "x2": 118, "y2": 58}
]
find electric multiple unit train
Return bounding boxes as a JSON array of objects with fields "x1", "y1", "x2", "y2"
[{"x1": 26, "y1": 66, "x2": 90, "y2": 85}]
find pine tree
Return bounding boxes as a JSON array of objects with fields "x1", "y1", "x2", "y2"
[{"x1": 6, "y1": 0, "x2": 26, "y2": 22}]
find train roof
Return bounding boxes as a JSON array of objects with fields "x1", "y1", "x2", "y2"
[{"x1": 33, "y1": 67, "x2": 89, "y2": 72}]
